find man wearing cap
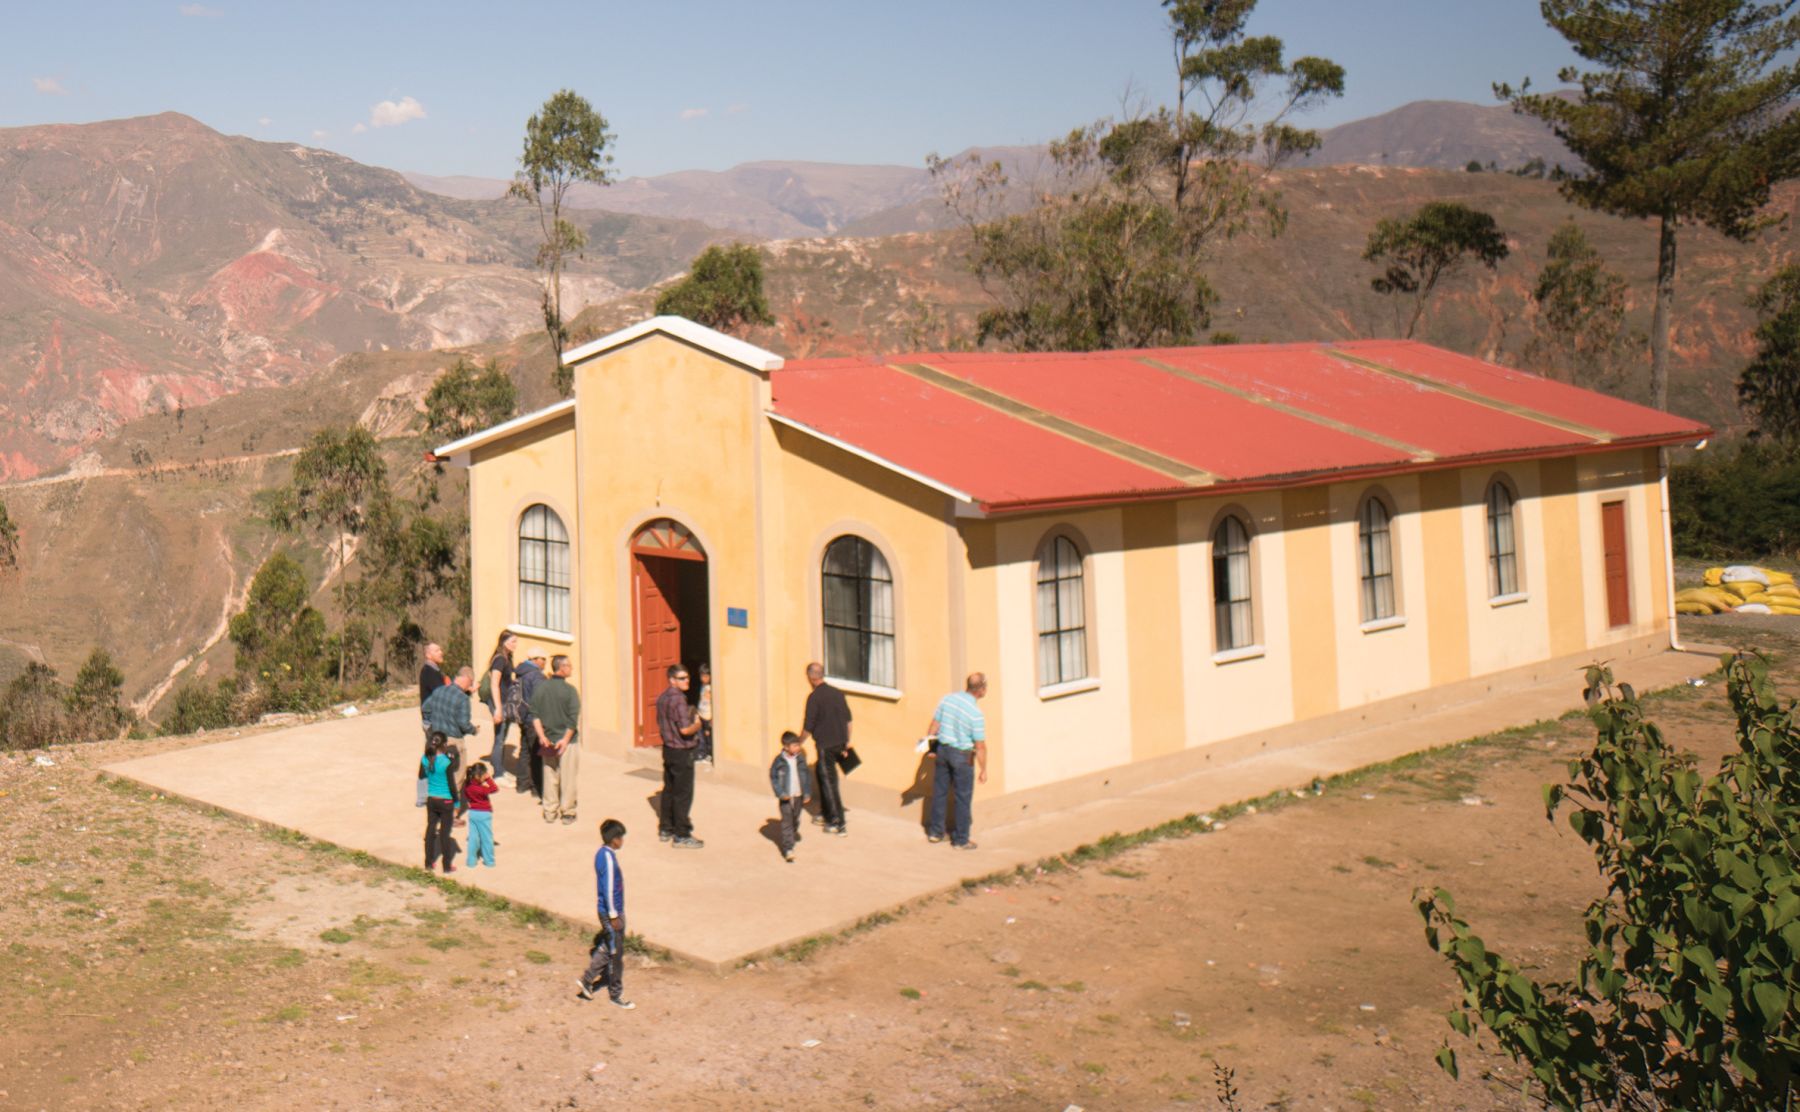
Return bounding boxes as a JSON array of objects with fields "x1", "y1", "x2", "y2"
[{"x1": 514, "y1": 650, "x2": 549, "y2": 798}]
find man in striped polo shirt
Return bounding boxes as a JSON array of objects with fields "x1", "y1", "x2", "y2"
[{"x1": 925, "y1": 672, "x2": 989, "y2": 850}]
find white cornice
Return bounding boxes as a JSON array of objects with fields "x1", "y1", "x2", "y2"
[
  {"x1": 431, "y1": 399, "x2": 576, "y2": 467},
  {"x1": 560, "y1": 315, "x2": 785, "y2": 372}
]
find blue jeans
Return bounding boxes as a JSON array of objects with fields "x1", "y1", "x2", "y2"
[
  {"x1": 488, "y1": 719, "x2": 511, "y2": 775},
  {"x1": 465, "y1": 810, "x2": 495, "y2": 866},
  {"x1": 927, "y1": 746, "x2": 975, "y2": 845}
]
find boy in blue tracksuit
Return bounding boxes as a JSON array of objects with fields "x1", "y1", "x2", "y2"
[
  {"x1": 578, "y1": 819, "x2": 633, "y2": 1008},
  {"x1": 768, "y1": 730, "x2": 814, "y2": 863}
]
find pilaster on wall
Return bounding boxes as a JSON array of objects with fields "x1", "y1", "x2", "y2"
[
  {"x1": 1123, "y1": 503, "x2": 1185, "y2": 761},
  {"x1": 1282, "y1": 485, "x2": 1339, "y2": 720},
  {"x1": 1419, "y1": 470, "x2": 1471, "y2": 687}
]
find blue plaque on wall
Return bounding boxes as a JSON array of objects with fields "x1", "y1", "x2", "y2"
[{"x1": 727, "y1": 607, "x2": 748, "y2": 628}]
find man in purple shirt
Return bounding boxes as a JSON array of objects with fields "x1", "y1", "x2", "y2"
[{"x1": 655, "y1": 664, "x2": 704, "y2": 848}]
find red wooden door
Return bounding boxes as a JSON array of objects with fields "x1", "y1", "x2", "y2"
[
  {"x1": 634, "y1": 555, "x2": 683, "y2": 746},
  {"x1": 1601, "y1": 500, "x2": 1631, "y2": 628}
]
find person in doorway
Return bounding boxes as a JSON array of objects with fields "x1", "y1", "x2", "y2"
[
  {"x1": 695, "y1": 663, "x2": 715, "y2": 764},
  {"x1": 577, "y1": 819, "x2": 633, "y2": 1009},
  {"x1": 531, "y1": 654, "x2": 582, "y2": 825},
  {"x1": 768, "y1": 731, "x2": 813, "y2": 863},
  {"x1": 925, "y1": 672, "x2": 990, "y2": 850},
  {"x1": 513, "y1": 650, "x2": 548, "y2": 798},
  {"x1": 419, "y1": 733, "x2": 459, "y2": 874},
  {"x1": 797, "y1": 662, "x2": 852, "y2": 836},
  {"x1": 656, "y1": 664, "x2": 704, "y2": 847},
  {"x1": 483, "y1": 631, "x2": 520, "y2": 781}
]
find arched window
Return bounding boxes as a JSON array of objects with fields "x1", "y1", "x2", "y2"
[
  {"x1": 1213, "y1": 515, "x2": 1254, "y2": 651},
  {"x1": 1486, "y1": 479, "x2": 1519, "y2": 598},
  {"x1": 1358, "y1": 495, "x2": 1397, "y2": 621},
  {"x1": 1035, "y1": 534, "x2": 1088, "y2": 685},
  {"x1": 822, "y1": 536, "x2": 895, "y2": 687},
  {"x1": 518, "y1": 504, "x2": 571, "y2": 632}
]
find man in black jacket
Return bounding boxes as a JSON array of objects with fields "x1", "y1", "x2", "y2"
[{"x1": 797, "y1": 662, "x2": 852, "y2": 836}]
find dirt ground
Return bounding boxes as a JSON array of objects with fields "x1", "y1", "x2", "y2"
[{"x1": 1, "y1": 621, "x2": 1793, "y2": 1111}]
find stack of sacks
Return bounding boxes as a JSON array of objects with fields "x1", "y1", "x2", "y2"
[{"x1": 1681, "y1": 565, "x2": 1800, "y2": 615}]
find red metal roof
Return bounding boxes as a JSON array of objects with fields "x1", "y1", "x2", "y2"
[{"x1": 767, "y1": 341, "x2": 1711, "y2": 514}]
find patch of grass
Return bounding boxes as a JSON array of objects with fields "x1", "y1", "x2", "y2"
[
  {"x1": 1061, "y1": 980, "x2": 1086, "y2": 993},
  {"x1": 899, "y1": 987, "x2": 922, "y2": 1000},
  {"x1": 1080, "y1": 1062, "x2": 1107, "y2": 1075},
  {"x1": 262, "y1": 1004, "x2": 306, "y2": 1023},
  {"x1": 1017, "y1": 979, "x2": 1050, "y2": 991},
  {"x1": 1101, "y1": 866, "x2": 1146, "y2": 879},
  {"x1": 524, "y1": 950, "x2": 551, "y2": 965},
  {"x1": 1361, "y1": 855, "x2": 1396, "y2": 870},
  {"x1": 273, "y1": 949, "x2": 306, "y2": 968},
  {"x1": 319, "y1": 928, "x2": 353, "y2": 945},
  {"x1": 424, "y1": 936, "x2": 463, "y2": 951}
]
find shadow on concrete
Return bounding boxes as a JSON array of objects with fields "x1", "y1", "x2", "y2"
[{"x1": 899, "y1": 754, "x2": 936, "y2": 828}]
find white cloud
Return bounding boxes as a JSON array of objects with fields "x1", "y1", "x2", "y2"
[
  {"x1": 679, "y1": 107, "x2": 709, "y2": 121},
  {"x1": 31, "y1": 76, "x2": 67, "y2": 96},
  {"x1": 369, "y1": 95, "x2": 425, "y2": 128},
  {"x1": 179, "y1": 3, "x2": 223, "y2": 15},
  {"x1": 726, "y1": 103, "x2": 749, "y2": 115},
  {"x1": 257, "y1": 116, "x2": 272, "y2": 127},
  {"x1": 351, "y1": 122, "x2": 367, "y2": 135},
  {"x1": 311, "y1": 128, "x2": 329, "y2": 140}
]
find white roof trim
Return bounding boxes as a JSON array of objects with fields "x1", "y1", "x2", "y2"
[
  {"x1": 432, "y1": 399, "x2": 576, "y2": 466},
  {"x1": 560, "y1": 315, "x2": 785, "y2": 372},
  {"x1": 767, "y1": 411, "x2": 975, "y2": 505}
]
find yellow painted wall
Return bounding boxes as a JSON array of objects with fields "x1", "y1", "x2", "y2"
[
  {"x1": 468, "y1": 415, "x2": 579, "y2": 669},
  {"x1": 1282, "y1": 486, "x2": 1340, "y2": 721},
  {"x1": 1538, "y1": 457, "x2": 1589, "y2": 658},
  {"x1": 760, "y1": 426, "x2": 959, "y2": 791},
  {"x1": 1463, "y1": 460, "x2": 1552, "y2": 677},
  {"x1": 1418, "y1": 470, "x2": 1472, "y2": 688},
  {"x1": 1327, "y1": 475, "x2": 1432, "y2": 709},
  {"x1": 1175, "y1": 491, "x2": 1294, "y2": 745},
  {"x1": 568, "y1": 334, "x2": 767, "y2": 759},
  {"x1": 985, "y1": 508, "x2": 1131, "y2": 793}
]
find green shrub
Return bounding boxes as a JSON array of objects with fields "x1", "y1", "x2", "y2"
[
  {"x1": 1417, "y1": 655, "x2": 1800, "y2": 1109},
  {"x1": 1670, "y1": 440, "x2": 1800, "y2": 560}
]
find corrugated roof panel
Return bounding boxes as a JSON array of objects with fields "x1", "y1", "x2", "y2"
[
  {"x1": 770, "y1": 363, "x2": 1185, "y2": 506},
  {"x1": 1160, "y1": 347, "x2": 1582, "y2": 458},
  {"x1": 932, "y1": 354, "x2": 1412, "y2": 480},
  {"x1": 1336, "y1": 340, "x2": 1709, "y2": 441}
]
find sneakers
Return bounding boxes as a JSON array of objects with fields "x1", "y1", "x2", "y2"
[
  {"x1": 443, "y1": 862, "x2": 457, "y2": 874},
  {"x1": 954, "y1": 842, "x2": 979, "y2": 851},
  {"x1": 543, "y1": 813, "x2": 558, "y2": 824},
  {"x1": 782, "y1": 850, "x2": 796, "y2": 863},
  {"x1": 575, "y1": 978, "x2": 596, "y2": 1001},
  {"x1": 658, "y1": 830, "x2": 673, "y2": 843},
  {"x1": 926, "y1": 834, "x2": 944, "y2": 844},
  {"x1": 610, "y1": 997, "x2": 635, "y2": 1010},
  {"x1": 672, "y1": 836, "x2": 705, "y2": 849},
  {"x1": 561, "y1": 815, "x2": 579, "y2": 825},
  {"x1": 830, "y1": 825, "x2": 848, "y2": 837}
]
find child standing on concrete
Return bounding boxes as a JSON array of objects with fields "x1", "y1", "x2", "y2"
[
  {"x1": 578, "y1": 819, "x2": 633, "y2": 1009},
  {"x1": 462, "y1": 761, "x2": 498, "y2": 868},
  {"x1": 768, "y1": 731, "x2": 813, "y2": 863}
]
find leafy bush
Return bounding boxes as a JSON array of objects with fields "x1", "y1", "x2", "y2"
[
  {"x1": 0, "y1": 662, "x2": 67, "y2": 750},
  {"x1": 229, "y1": 551, "x2": 334, "y2": 714},
  {"x1": 1670, "y1": 440, "x2": 1800, "y2": 560},
  {"x1": 1417, "y1": 655, "x2": 1800, "y2": 1109},
  {"x1": 164, "y1": 677, "x2": 243, "y2": 735},
  {"x1": 65, "y1": 648, "x2": 132, "y2": 741}
]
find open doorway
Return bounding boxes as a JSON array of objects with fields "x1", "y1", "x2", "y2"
[{"x1": 629, "y1": 519, "x2": 710, "y2": 747}]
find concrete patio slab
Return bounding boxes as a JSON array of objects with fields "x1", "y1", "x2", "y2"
[{"x1": 104, "y1": 646, "x2": 1721, "y2": 968}]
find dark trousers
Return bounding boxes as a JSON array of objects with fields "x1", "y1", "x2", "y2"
[
  {"x1": 515, "y1": 719, "x2": 538, "y2": 796},
  {"x1": 927, "y1": 746, "x2": 976, "y2": 846},
  {"x1": 778, "y1": 796, "x2": 805, "y2": 853},
  {"x1": 423, "y1": 797, "x2": 455, "y2": 868},
  {"x1": 660, "y1": 746, "x2": 697, "y2": 837},
  {"x1": 696, "y1": 718, "x2": 714, "y2": 761},
  {"x1": 815, "y1": 745, "x2": 847, "y2": 829},
  {"x1": 583, "y1": 917, "x2": 625, "y2": 1000}
]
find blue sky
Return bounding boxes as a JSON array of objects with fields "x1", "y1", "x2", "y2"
[{"x1": 1, "y1": 1, "x2": 1582, "y2": 179}]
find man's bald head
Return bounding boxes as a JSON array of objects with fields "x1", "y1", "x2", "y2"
[
  {"x1": 805, "y1": 662, "x2": 824, "y2": 688},
  {"x1": 966, "y1": 672, "x2": 988, "y2": 695}
]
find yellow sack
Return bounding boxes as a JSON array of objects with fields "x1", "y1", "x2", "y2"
[
  {"x1": 1704, "y1": 567, "x2": 1725, "y2": 586},
  {"x1": 1699, "y1": 588, "x2": 1741, "y2": 610},
  {"x1": 1765, "y1": 583, "x2": 1800, "y2": 598},
  {"x1": 1768, "y1": 570, "x2": 1795, "y2": 586},
  {"x1": 1675, "y1": 602, "x2": 1714, "y2": 615},
  {"x1": 1725, "y1": 581, "x2": 1764, "y2": 600}
]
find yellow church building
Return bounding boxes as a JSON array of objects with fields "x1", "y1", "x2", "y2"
[{"x1": 433, "y1": 316, "x2": 1709, "y2": 816}]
